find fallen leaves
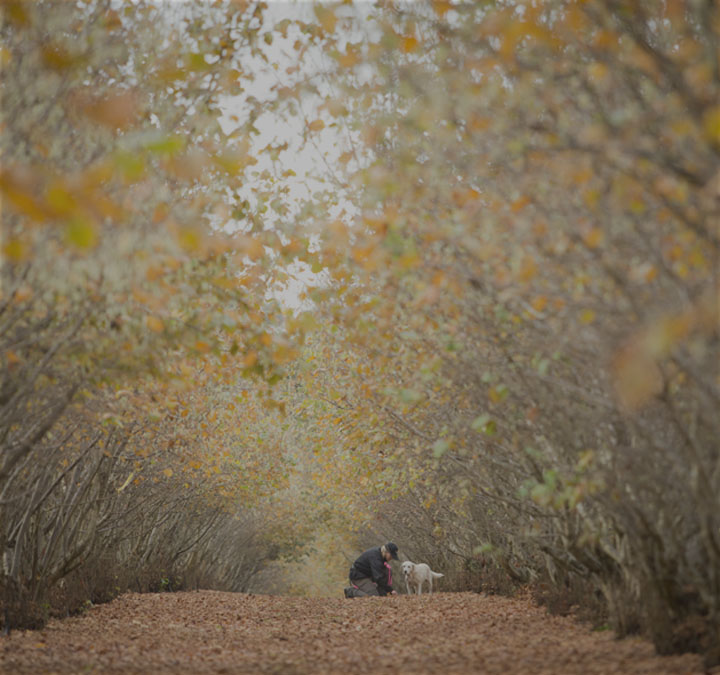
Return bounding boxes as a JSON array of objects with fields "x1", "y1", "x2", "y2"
[{"x1": 0, "y1": 591, "x2": 703, "y2": 674}]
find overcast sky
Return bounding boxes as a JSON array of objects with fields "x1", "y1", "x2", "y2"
[{"x1": 217, "y1": 1, "x2": 375, "y2": 309}]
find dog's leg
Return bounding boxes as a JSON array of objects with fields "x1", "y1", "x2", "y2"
[
  {"x1": 428, "y1": 576, "x2": 432, "y2": 594},
  {"x1": 405, "y1": 579, "x2": 411, "y2": 595}
]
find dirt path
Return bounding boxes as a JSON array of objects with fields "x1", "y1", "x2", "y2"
[{"x1": 0, "y1": 591, "x2": 709, "y2": 674}]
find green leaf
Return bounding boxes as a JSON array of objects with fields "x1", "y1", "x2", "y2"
[
  {"x1": 145, "y1": 134, "x2": 186, "y2": 156},
  {"x1": 537, "y1": 358, "x2": 549, "y2": 376},
  {"x1": 445, "y1": 338, "x2": 460, "y2": 352},
  {"x1": 186, "y1": 52, "x2": 210, "y2": 71},
  {"x1": 113, "y1": 151, "x2": 145, "y2": 181},
  {"x1": 399, "y1": 388, "x2": 422, "y2": 404},
  {"x1": 432, "y1": 439, "x2": 449, "y2": 458},
  {"x1": 471, "y1": 415, "x2": 496, "y2": 435},
  {"x1": 471, "y1": 413, "x2": 486, "y2": 428},
  {"x1": 473, "y1": 543, "x2": 494, "y2": 555}
]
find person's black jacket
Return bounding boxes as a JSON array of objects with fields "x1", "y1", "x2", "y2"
[{"x1": 349, "y1": 546, "x2": 394, "y2": 595}]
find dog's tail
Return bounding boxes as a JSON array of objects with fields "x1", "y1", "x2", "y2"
[{"x1": 431, "y1": 571, "x2": 444, "y2": 578}]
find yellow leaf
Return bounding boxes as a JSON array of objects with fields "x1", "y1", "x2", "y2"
[
  {"x1": 689, "y1": 248, "x2": 707, "y2": 269},
  {"x1": 46, "y1": 182, "x2": 78, "y2": 216},
  {"x1": 572, "y1": 167, "x2": 593, "y2": 184},
  {"x1": 195, "y1": 341, "x2": 211, "y2": 353},
  {"x1": 177, "y1": 226, "x2": 202, "y2": 253},
  {"x1": 583, "y1": 227, "x2": 604, "y2": 249},
  {"x1": 703, "y1": 106, "x2": 720, "y2": 144},
  {"x1": 432, "y1": 0, "x2": 452, "y2": 17},
  {"x1": 64, "y1": 218, "x2": 97, "y2": 249},
  {"x1": 117, "y1": 472, "x2": 134, "y2": 493},
  {"x1": 580, "y1": 309, "x2": 596, "y2": 324},
  {"x1": 3, "y1": 1, "x2": 29, "y2": 27},
  {"x1": 41, "y1": 44, "x2": 75, "y2": 71},
  {"x1": 145, "y1": 316, "x2": 164, "y2": 333},
  {"x1": 214, "y1": 150, "x2": 255, "y2": 175},
  {"x1": 1, "y1": 180, "x2": 48, "y2": 221},
  {"x1": 587, "y1": 62, "x2": 609, "y2": 84},
  {"x1": 2, "y1": 236, "x2": 29, "y2": 261},
  {"x1": 583, "y1": 188, "x2": 601, "y2": 208},
  {"x1": 308, "y1": 119, "x2": 325, "y2": 132},
  {"x1": 163, "y1": 468, "x2": 173, "y2": 478},
  {"x1": 488, "y1": 386, "x2": 509, "y2": 404},
  {"x1": 313, "y1": 5, "x2": 337, "y2": 33},
  {"x1": 337, "y1": 46, "x2": 361, "y2": 68}
]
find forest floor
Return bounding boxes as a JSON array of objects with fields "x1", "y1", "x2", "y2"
[{"x1": 0, "y1": 590, "x2": 711, "y2": 674}]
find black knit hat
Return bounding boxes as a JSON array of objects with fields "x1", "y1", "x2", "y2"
[{"x1": 386, "y1": 542, "x2": 399, "y2": 560}]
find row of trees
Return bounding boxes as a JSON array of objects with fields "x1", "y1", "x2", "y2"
[
  {"x1": 0, "y1": 0, "x2": 318, "y2": 628},
  {"x1": 265, "y1": 0, "x2": 719, "y2": 665}
]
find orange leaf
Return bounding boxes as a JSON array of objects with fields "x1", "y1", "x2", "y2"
[
  {"x1": 5, "y1": 350, "x2": 21, "y2": 366},
  {"x1": 583, "y1": 227, "x2": 604, "y2": 249},
  {"x1": 518, "y1": 256, "x2": 537, "y2": 283},
  {"x1": 82, "y1": 91, "x2": 139, "y2": 130},
  {"x1": 432, "y1": 0, "x2": 452, "y2": 17},
  {"x1": 402, "y1": 36, "x2": 418, "y2": 53},
  {"x1": 612, "y1": 343, "x2": 663, "y2": 410},
  {"x1": 511, "y1": 195, "x2": 531, "y2": 212},
  {"x1": 145, "y1": 316, "x2": 164, "y2": 333}
]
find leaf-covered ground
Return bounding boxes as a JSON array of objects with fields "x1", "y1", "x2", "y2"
[{"x1": 0, "y1": 591, "x2": 708, "y2": 674}]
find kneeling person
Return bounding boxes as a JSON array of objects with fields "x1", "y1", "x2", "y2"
[{"x1": 344, "y1": 542, "x2": 399, "y2": 598}]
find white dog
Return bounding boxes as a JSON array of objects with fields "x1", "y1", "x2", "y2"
[{"x1": 401, "y1": 560, "x2": 444, "y2": 595}]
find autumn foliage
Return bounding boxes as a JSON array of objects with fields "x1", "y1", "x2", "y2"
[{"x1": 1, "y1": 0, "x2": 719, "y2": 666}]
